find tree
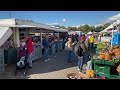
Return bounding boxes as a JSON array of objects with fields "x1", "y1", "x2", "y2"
[
  {"x1": 59, "y1": 26, "x2": 66, "y2": 29},
  {"x1": 67, "y1": 26, "x2": 78, "y2": 31},
  {"x1": 93, "y1": 26, "x2": 104, "y2": 32},
  {"x1": 79, "y1": 24, "x2": 91, "y2": 32}
]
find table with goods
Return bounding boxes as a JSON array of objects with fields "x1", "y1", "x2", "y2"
[
  {"x1": 66, "y1": 42, "x2": 120, "y2": 79},
  {"x1": 92, "y1": 42, "x2": 120, "y2": 79}
]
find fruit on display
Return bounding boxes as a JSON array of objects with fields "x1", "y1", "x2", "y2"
[
  {"x1": 116, "y1": 65, "x2": 120, "y2": 73},
  {"x1": 86, "y1": 70, "x2": 94, "y2": 78},
  {"x1": 97, "y1": 44, "x2": 120, "y2": 60},
  {"x1": 113, "y1": 48, "x2": 120, "y2": 57},
  {"x1": 99, "y1": 52, "x2": 105, "y2": 59},
  {"x1": 104, "y1": 52, "x2": 112, "y2": 60}
]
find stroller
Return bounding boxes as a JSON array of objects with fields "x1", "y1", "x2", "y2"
[
  {"x1": 15, "y1": 43, "x2": 29, "y2": 76},
  {"x1": 15, "y1": 55, "x2": 29, "y2": 76}
]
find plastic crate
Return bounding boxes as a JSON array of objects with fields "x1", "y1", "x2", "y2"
[
  {"x1": 94, "y1": 64, "x2": 111, "y2": 75},
  {"x1": 95, "y1": 73, "x2": 119, "y2": 79},
  {"x1": 92, "y1": 59, "x2": 115, "y2": 66}
]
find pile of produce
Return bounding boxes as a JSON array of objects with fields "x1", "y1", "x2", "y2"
[
  {"x1": 116, "y1": 65, "x2": 120, "y2": 73},
  {"x1": 98, "y1": 46, "x2": 120, "y2": 61},
  {"x1": 86, "y1": 70, "x2": 94, "y2": 78}
]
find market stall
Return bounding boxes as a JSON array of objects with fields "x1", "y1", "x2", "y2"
[
  {"x1": 0, "y1": 18, "x2": 68, "y2": 68},
  {"x1": 90, "y1": 33, "x2": 120, "y2": 79}
]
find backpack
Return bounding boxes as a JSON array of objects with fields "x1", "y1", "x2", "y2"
[
  {"x1": 74, "y1": 42, "x2": 83, "y2": 57},
  {"x1": 76, "y1": 46, "x2": 83, "y2": 57}
]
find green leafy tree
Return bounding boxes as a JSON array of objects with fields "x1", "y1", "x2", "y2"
[{"x1": 79, "y1": 24, "x2": 91, "y2": 32}]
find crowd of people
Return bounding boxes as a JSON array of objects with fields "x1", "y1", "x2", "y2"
[
  {"x1": 65, "y1": 33, "x2": 97, "y2": 74},
  {"x1": 17, "y1": 32, "x2": 99, "y2": 74}
]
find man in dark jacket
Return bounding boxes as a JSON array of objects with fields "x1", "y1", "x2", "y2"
[
  {"x1": 42, "y1": 36, "x2": 50, "y2": 62},
  {"x1": 74, "y1": 42, "x2": 84, "y2": 73}
]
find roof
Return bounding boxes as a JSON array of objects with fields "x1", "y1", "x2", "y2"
[{"x1": 0, "y1": 18, "x2": 68, "y2": 32}]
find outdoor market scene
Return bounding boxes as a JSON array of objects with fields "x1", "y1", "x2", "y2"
[{"x1": 0, "y1": 11, "x2": 120, "y2": 79}]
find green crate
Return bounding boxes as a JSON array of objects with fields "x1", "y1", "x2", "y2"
[
  {"x1": 92, "y1": 59, "x2": 115, "y2": 66},
  {"x1": 95, "y1": 73, "x2": 119, "y2": 79},
  {"x1": 94, "y1": 64, "x2": 111, "y2": 75}
]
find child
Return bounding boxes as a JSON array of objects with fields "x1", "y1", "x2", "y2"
[{"x1": 17, "y1": 41, "x2": 27, "y2": 67}]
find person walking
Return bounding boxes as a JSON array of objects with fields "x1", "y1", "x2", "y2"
[
  {"x1": 89, "y1": 34, "x2": 95, "y2": 50},
  {"x1": 85, "y1": 36, "x2": 89, "y2": 50},
  {"x1": 42, "y1": 36, "x2": 51, "y2": 62},
  {"x1": 75, "y1": 42, "x2": 84, "y2": 73},
  {"x1": 25, "y1": 34, "x2": 33, "y2": 69},
  {"x1": 81, "y1": 34, "x2": 86, "y2": 42},
  {"x1": 65, "y1": 37, "x2": 74, "y2": 63}
]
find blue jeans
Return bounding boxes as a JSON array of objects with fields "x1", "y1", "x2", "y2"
[
  {"x1": 27, "y1": 52, "x2": 33, "y2": 67},
  {"x1": 67, "y1": 50, "x2": 72, "y2": 62},
  {"x1": 78, "y1": 56, "x2": 83, "y2": 72},
  {"x1": 44, "y1": 47, "x2": 49, "y2": 60},
  {"x1": 72, "y1": 51, "x2": 77, "y2": 61},
  {"x1": 90, "y1": 43, "x2": 94, "y2": 50}
]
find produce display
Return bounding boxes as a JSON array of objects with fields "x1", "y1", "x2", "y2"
[
  {"x1": 86, "y1": 70, "x2": 94, "y2": 78},
  {"x1": 97, "y1": 45, "x2": 120, "y2": 61},
  {"x1": 116, "y1": 65, "x2": 120, "y2": 73},
  {"x1": 92, "y1": 40, "x2": 120, "y2": 78}
]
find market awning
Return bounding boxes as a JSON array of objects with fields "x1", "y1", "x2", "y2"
[
  {"x1": 0, "y1": 26, "x2": 13, "y2": 47},
  {"x1": 101, "y1": 24, "x2": 114, "y2": 32}
]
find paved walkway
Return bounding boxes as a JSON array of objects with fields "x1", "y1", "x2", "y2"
[
  {"x1": 0, "y1": 48, "x2": 95, "y2": 79},
  {"x1": 0, "y1": 50, "x2": 78, "y2": 79}
]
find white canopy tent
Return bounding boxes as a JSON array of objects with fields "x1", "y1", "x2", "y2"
[
  {"x1": 101, "y1": 24, "x2": 114, "y2": 32},
  {"x1": 87, "y1": 31, "x2": 92, "y2": 34}
]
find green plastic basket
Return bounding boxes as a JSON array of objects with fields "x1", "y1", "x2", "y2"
[
  {"x1": 92, "y1": 59, "x2": 115, "y2": 66},
  {"x1": 95, "y1": 73, "x2": 119, "y2": 79}
]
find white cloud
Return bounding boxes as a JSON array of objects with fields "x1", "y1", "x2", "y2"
[
  {"x1": 62, "y1": 19, "x2": 67, "y2": 22},
  {"x1": 105, "y1": 13, "x2": 120, "y2": 23}
]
